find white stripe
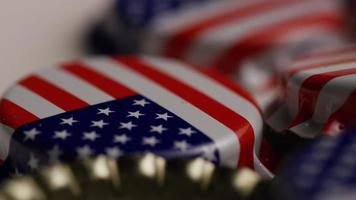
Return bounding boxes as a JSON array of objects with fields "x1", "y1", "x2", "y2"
[
  {"x1": 83, "y1": 57, "x2": 240, "y2": 168},
  {"x1": 184, "y1": 0, "x2": 335, "y2": 65},
  {"x1": 291, "y1": 51, "x2": 356, "y2": 70},
  {"x1": 291, "y1": 74, "x2": 356, "y2": 138},
  {"x1": 289, "y1": 121, "x2": 321, "y2": 138},
  {"x1": 4, "y1": 85, "x2": 63, "y2": 118},
  {"x1": 275, "y1": 26, "x2": 341, "y2": 46},
  {"x1": 142, "y1": 56, "x2": 263, "y2": 154},
  {"x1": 267, "y1": 103, "x2": 292, "y2": 132},
  {"x1": 0, "y1": 123, "x2": 13, "y2": 160},
  {"x1": 36, "y1": 68, "x2": 114, "y2": 105}
]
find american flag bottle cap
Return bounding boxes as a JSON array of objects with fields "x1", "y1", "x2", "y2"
[
  {"x1": 267, "y1": 45, "x2": 356, "y2": 138},
  {"x1": 274, "y1": 129, "x2": 356, "y2": 200},
  {"x1": 0, "y1": 56, "x2": 271, "y2": 178},
  {"x1": 238, "y1": 33, "x2": 345, "y2": 112},
  {"x1": 139, "y1": 0, "x2": 345, "y2": 110}
]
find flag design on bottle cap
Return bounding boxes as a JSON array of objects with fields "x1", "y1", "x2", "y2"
[
  {"x1": 0, "y1": 56, "x2": 271, "y2": 177},
  {"x1": 141, "y1": 0, "x2": 345, "y2": 110},
  {"x1": 115, "y1": 0, "x2": 214, "y2": 27},
  {"x1": 268, "y1": 45, "x2": 356, "y2": 138},
  {"x1": 278, "y1": 129, "x2": 356, "y2": 200}
]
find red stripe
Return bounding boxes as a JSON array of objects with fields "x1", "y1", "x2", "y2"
[
  {"x1": 19, "y1": 76, "x2": 89, "y2": 111},
  {"x1": 323, "y1": 90, "x2": 356, "y2": 135},
  {"x1": 113, "y1": 56, "x2": 255, "y2": 168},
  {"x1": 259, "y1": 137, "x2": 281, "y2": 172},
  {"x1": 0, "y1": 99, "x2": 39, "y2": 129},
  {"x1": 163, "y1": 0, "x2": 301, "y2": 59},
  {"x1": 288, "y1": 68, "x2": 356, "y2": 128},
  {"x1": 212, "y1": 13, "x2": 343, "y2": 74},
  {"x1": 288, "y1": 58, "x2": 356, "y2": 78},
  {"x1": 62, "y1": 62, "x2": 137, "y2": 99}
]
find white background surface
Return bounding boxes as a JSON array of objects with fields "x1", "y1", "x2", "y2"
[{"x1": 0, "y1": 0, "x2": 112, "y2": 94}]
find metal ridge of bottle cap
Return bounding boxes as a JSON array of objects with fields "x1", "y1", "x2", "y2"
[{"x1": 0, "y1": 155, "x2": 265, "y2": 200}]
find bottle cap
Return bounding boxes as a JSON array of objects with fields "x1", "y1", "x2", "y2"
[
  {"x1": 275, "y1": 129, "x2": 356, "y2": 200},
  {"x1": 268, "y1": 45, "x2": 356, "y2": 138},
  {"x1": 0, "y1": 56, "x2": 270, "y2": 177}
]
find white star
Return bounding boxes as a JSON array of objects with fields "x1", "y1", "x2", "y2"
[
  {"x1": 179, "y1": 127, "x2": 196, "y2": 137},
  {"x1": 91, "y1": 120, "x2": 108, "y2": 129},
  {"x1": 155, "y1": 113, "x2": 173, "y2": 121},
  {"x1": 119, "y1": 121, "x2": 137, "y2": 130},
  {"x1": 106, "y1": 147, "x2": 123, "y2": 159},
  {"x1": 28, "y1": 154, "x2": 39, "y2": 171},
  {"x1": 60, "y1": 117, "x2": 78, "y2": 126},
  {"x1": 47, "y1": 145, "x2": 63, "y2": 162},
  {"x1": 23, "y1": 128, "x2": 41, "y2": 142},
  {"x1": 127, "y1": 110, "x2": 145, "y2": 119},
  {"x1": 142, "y1": 136, "x2": 160, "y2": 147},
  {"x1": 113, "y1": 134, "x2": 131, "y2": 144},
  {"x1": 97, "y1": 107, "x2": 115, "y2": 116},
  {"x1": 200, "y1": 146, "x2": 216, "y2": 161},
  {"x1": 53, "y1": 130, "x2": 71, "y2": 140},
  {"x1": 77, "y1": 145, "x2": 93, "y2": 159},
  {"x1": 133, "y1": 99, "x2": 150, "y2": 107},
  {"x1": 174, "y1": 140, "x2": 190, "y2": 151},
  {"x1": 150, "y1": 125, "x2": 167, "y2": 134},
  {"x1": 83, "y1": 131, "x2": 100, "y2": 141}
]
